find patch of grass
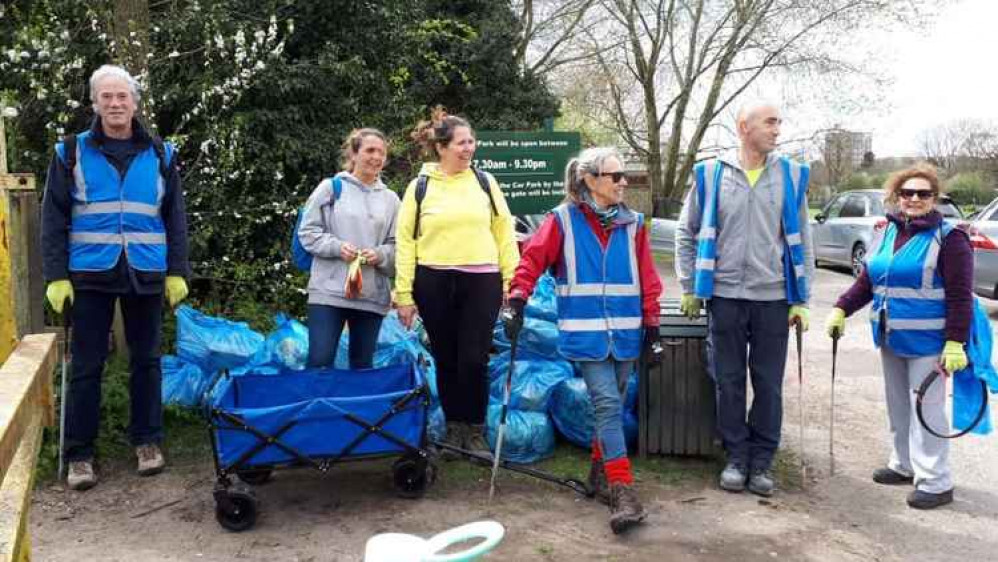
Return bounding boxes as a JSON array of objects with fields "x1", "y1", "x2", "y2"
[
  {"x1": 653, "y1": 251, "x2": 674, "y2": 266},
  {"x1": 632, "y1": 454, "x2": 720, "y2": 487},
  {"x1": 770, "y1": 447, "x2": 806, "y2": 491}
]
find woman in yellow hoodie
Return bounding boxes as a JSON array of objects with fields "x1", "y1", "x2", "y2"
[{"x1": 396, "y1": 108, "x2": 519, "y2": 458}]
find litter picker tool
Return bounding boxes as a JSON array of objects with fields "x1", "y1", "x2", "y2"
[
  {"x1": 795, "y1": 321, "x2": 806, "y2": 485},
  {"x1": 58, "y1": 300, "x2": 72, "y2": 481},
  {"x1": 829, "y1": 328, "x2": 840, "y2": 476},
  {"x1": 489, "y1": 310, "x2": 519, "y2": 505}
]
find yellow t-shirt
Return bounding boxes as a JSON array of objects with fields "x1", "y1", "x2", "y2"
[
  {"x1": 745, "y1": 168, "x2": 764, "y2": 187},
  {"x1": 394, "y1": 163, "x2": 520, "y2": 306}
]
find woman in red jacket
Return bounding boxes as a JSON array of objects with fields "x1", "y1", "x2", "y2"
[{"x1": 504, "y1": 147, "x2": 662, "y2": 534}]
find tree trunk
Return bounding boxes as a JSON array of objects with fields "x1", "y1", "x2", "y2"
[{"x1": 111, "y1": 0, "x2": 151, "y2": 122}]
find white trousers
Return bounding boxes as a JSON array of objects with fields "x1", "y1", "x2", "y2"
[{"x1": 881, "y1": 347, "x2": 953, "y2": 494}]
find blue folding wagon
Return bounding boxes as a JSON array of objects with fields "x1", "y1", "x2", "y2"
[{"x1": 204, "y1": 362, "x2": 435, "y2": 531}]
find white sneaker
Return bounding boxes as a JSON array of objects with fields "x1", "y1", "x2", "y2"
[
  {"x1": 67, "y1": 460, "x2": 98, "y2": 491},
  {"x1": 136, "y1": 444, "x2": 165, "y2": 476}
]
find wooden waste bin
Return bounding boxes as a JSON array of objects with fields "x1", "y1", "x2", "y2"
[{"x1": 639, "y1": 299, "x2": 717, "y2": 456}]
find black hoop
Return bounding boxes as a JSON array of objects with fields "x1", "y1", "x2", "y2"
[{"x1": 915, "y1": 370, "x2": 989, "y2": 439}]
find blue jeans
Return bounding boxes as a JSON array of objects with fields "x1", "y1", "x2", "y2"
[
  {"x1": 708, "y1": 297, "x2": 790, "y2": 471},
  {"x1": 307, "y1": 305, "x2": 384, "y2": 369},
  {"x1": 65, "y1": 290, "x2": 164, "y2": 462},
  {"x1": 578, "y1": 359, "x2": 634, "y2": 461}
]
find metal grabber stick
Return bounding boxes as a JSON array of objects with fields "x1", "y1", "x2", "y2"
[
  {"x1": 829, "y1": 329, "x2": 840, "y2": 476},
  {"x1": 489, "y1": 321, "x2": 518, "y2": 505},
  {"x1": 795, "y1": 321, "x2": 806, "y2": 485},
  {"x1": 58, "y1": 300, "x2": 72, "y2": 481}
]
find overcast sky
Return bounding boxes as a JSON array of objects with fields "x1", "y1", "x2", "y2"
[{"x1": 866, "y1": 0, "x2": 998, "y2": 157}]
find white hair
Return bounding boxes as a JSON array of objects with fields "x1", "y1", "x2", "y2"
[
  {"x1": 89, "y1": 64, "x2": 141, "y2": 113},
  {"x1": 735, "y1": 101, "x2": 779, "y2": 128},
  {"x1": 564, "y1": 147, "x2": 622, "y2": 202}
]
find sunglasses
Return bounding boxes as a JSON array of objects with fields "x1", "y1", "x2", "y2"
[
  {"x1": 898, "y1": 188, "x2": 936, "y2": 200},
  {"x1": 595, "y1": 171, "x2": 626, "y2": 183}
]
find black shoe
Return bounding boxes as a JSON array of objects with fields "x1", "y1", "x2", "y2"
[
  {"x1": 872, "y1": 467, "x2": 914, "y2": 486},
  {"x1": 907, "y1": 489, "x2": 953, "y2": 510},
  {"x1": 609, "y1": 483, "x2": 647, "y2": 535}
]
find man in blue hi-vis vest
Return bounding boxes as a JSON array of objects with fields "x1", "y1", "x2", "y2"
[
  {"x1": 41, "y1": 65, "x2": 190, "y2": 491},
  {"x1": 675, "y1": 103, "x2": 814, "y2": 497}
]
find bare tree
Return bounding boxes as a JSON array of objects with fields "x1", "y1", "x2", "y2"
[
  {"x1": 557, "y1": 0, "x2": 933, "y2": 203},
  {"x1": 513, "y1": 0, "x2": 600, "y2": 75},
  {"x1": 918, "y1": 119, "x2": 998, "y2": 173}
]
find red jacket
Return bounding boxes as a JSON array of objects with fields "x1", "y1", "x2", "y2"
[{"x1": 509, "y1": 204, "x2": 663, "y2": 327}]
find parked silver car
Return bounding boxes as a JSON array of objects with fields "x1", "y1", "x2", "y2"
[
  {"x1": 970, "y1": 196, "x2": 998, "y2": 299},
  {"x1": 812, "y1": 189, "x2": 963, "y2": 276}
]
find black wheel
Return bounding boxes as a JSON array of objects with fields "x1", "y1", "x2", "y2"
[
  {"x1": 851, "y1": 243, "x2": 866, "y2": 277},
  {"x1": 215, "y1": 490, "x2": 258, "y2": 532},
  {"x1": 237, "y1": 468, "x2": 273, "y2": 485},
  {"x1": 392, "y1": 457, "x2": 435, "y2": 499}
]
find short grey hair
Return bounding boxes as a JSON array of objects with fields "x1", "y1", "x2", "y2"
[
  {"x1": 563, "y1": 147, "x2": 622, "y2": 202},
  {"x1": 89, "y1": 64, "x2": 141, "y2": 113}
]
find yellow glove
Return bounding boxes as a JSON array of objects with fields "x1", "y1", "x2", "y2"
[
  {"x1": 825, "y1": 307, "x2": 846, "y2": 338},
  {"x1": 165, "y1": 276, "x2": 189, "y2": 308},
  {"x1": 942, "y1": 340, "x2": 968, "y2": 373},
  {"x1": 789, "y1": 305, "x2": 810, "y2": 332},
  {"x1": 45, "y1": 280, "x2": 74, "y2": 313},
  {"x1": 679, "y1": 294, "x2": 702, "y2": 319}
]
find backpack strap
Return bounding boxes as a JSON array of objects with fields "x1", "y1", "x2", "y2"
[
  {"x1": 331, "y1": 176, "x2": 343, "y2": 201},
  {"x1": 59, "y1": 133, "x2": 78, "y2": 174},
  {"x1": 472, "y1": 167, "x2": 498, "y2": 215},
  {"x1": 150, "y1": 137, "x2": 172, "y2": 179},
  {"x1": 413, "y1": 175, "x2": 430, "y2": 238}
]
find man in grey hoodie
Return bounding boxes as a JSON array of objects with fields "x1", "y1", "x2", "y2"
[{"x1": 675, "y1": 103, "x2": 813, "y2": 497}]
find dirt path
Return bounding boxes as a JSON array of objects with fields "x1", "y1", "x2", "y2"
[{"x1": 30, "y1": 267, "x2": 998, "y2": 561}]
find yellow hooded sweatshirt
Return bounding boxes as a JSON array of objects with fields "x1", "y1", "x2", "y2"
[{"x1": 395, "y1": 163, "x2": 519, "y2": 306}]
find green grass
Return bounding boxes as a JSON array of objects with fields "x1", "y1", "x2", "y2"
[{"x1": 653, "y1": 251, "x2": 674, "y2": 267}]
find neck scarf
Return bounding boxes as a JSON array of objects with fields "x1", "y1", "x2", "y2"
[{"x1": 581, "y1": 189, "x2": 619, "y2": 229}]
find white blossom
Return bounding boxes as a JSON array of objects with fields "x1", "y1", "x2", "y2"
[{"x1": 168, "y1": 50, "x2": 180, "y2": 58}]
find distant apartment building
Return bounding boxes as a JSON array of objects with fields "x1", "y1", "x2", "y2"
[{"x1": 824, "y1": 127, "x2": 873, "y2": 169}]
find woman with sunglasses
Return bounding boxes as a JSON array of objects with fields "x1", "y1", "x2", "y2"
[
  {"x1": 825, "y1": 163, "x2": 973, "y2": 510},
  {"x1": 504, "y1": 147, "x2": 662, "y2": 534}
]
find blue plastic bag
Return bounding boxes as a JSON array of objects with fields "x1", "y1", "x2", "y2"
[
  {"x1": 549, "y1": 371, "x2": 638, "y2": 450},
  {"x1": 161, "y1": 355, "x2": 209, "y2": 407},
  {"x1": 486, "y1": 405, "x2": 555, "y2": 464},
  {"x1": 492, "y1": 317, "x2": 560, "y2": 359},
  {"x1": 488, "y1": 351, "x2": 573, "y2": 412},
  {"x1": 176, "y1": 305, "x2": 265, "y2": 374},
  {"x1": 258, "y1": 314, "x2": 309, "y2": 370},
  {"x1": 524, "y1": 273, "x2": 557, "y2": 322}
]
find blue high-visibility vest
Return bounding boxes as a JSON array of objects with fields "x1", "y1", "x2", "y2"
[
  {"x1": 552, "y1": 204, "x2": 643, "y2": 361},
  {"x1": 867, "y1": 221, "x2": 951, "y2": 357},
  {"x1": 55, "y1": 131, "x2": 172, "y2": 272},
  {"x1": 692, "y1": 156, "x2": 810, "y2": 303}
]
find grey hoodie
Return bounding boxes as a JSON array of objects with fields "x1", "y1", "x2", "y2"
[
  {"x1": 298, "y1": 171, "x2": 400, "y2": 314},
  {"x1": 675, "y1": 152, "x2": 814, "y2": 302}
]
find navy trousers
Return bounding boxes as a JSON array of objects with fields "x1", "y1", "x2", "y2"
[
  {"x1": 64, "y1": 290, "x2": 163, "y2": 462},
  {"x1": 306, "y1": 304, "x2": 384, "y2": 369},
  {"x1": 708, "y1": 297, "x2": 790, "y2": 471}
]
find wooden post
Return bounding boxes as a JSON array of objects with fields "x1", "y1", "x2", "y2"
[{"x1": 0, "y1": 115, "x2": 19, "y2": 362}]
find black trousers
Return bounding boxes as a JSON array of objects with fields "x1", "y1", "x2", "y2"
[
  {"x1": 413, "y1": 266, "x2": 502, "y2": 424},
  {"x1": 65, "y1": 290, "x2": 164, "y2": 461}
]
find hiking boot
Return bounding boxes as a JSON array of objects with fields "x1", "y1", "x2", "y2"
[
  {"x1": 747, "y1": 469, "x2": 775, "y2": 497},
  {"x1": 588, "y1": 458, "x2": 610, "y2": 505},
  {"x1": 67, "y1": 460, "x2": 97, "y2": 491},
  {"x1": 872, "y1": 467, "x2": 914, "y2": 486},
  {"x1": 465, "y1": 424, "x2": 492, "y2": 461},
  {"x1": 136, "y1": 444, "x2": 165, "y2": 476},
  {"x1": 439, "y1": 422, "x2": 466, "y2": 461},
  {"x1": 907, "y1": 489, "x2": 953, "y2": 510},
  {"x1": 719, "y1": 463, "x2": 747, "y2": 492},
  {"x1": 608, "y1": 483, "x2": 647, "y2": 534}
]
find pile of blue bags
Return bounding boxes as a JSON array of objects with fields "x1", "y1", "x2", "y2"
[{"x1": 162, "y1": 273, "x2": 639, "y2": 464}]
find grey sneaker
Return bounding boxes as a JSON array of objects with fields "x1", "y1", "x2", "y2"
[
  {"x1": 67, "y1": 460, "x2": 98, "y2": 491},
  {"x1": 719, "y1": 463, "x2": 747, "y2": 492},
  {"x1": 907, "y1": 488, "x2": 953, "y2": 510},
  {"x1": 872, "y1": 467, "x2": 914, "y2": 486},
  {"x1": 747, "y1": 469, "x2": 775, "y2": 497},
  {"x1": 136, "y1": 444, "x2": 165, "y2": 476}
]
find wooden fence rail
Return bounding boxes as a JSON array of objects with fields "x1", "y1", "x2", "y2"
[{"x1": 0, "y1": 334, "x2": 57, "y2": 562}]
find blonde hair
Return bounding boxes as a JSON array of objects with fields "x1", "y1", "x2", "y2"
[{"x1": 340, "y1": 128, "x2": 388, "y2": 172}]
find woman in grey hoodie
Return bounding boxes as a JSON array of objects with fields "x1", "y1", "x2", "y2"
[{"x1": 298, "y1": 128, "x2": 400, "y2": 368}]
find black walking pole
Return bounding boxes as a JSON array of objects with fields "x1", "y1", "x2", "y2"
[
  {"x1": 58, "y1": 300, "x2": 72, "y2": 481},
  {"x1": 829, "y1": 329, "x2": 840, "y2": 476},
  {"x1": 795, "y1": 321, "x2": 806, "y2": 485},
  {"x1": 488, "y1": 323, "x2": 518, "y2": 505}
]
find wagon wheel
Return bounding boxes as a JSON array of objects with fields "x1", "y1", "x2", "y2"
[
  {"x1": 237, "y1": 468, "x2": 273, "y2": 485},
  {"x1": 392, "y1": 456, "x2": 436, "y2": 499},
  {"x1": 215, "y1": 488, "x2": 258, "y2": 532}
]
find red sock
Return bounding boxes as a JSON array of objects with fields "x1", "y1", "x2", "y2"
[
  {"x1": 603, "y1": 457, "x2": 634, "y2": 485},
  {"x1": 591, "y1": 440, "x2": 602, "y2": 462}
]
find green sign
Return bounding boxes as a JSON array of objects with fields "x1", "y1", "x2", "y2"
[{"x1": 474, "y1": 131, "x2": 581, "y2": 216}]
